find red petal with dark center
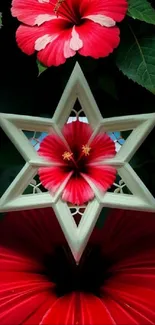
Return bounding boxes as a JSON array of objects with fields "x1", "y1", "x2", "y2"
[
  {"x1": 38, "y1": 166, "x2": 73, "y2": 193},
  {"x1": 81, "y1": 165, "x2": 116, "y2": 192},
  {"x1": 62, "y1": 121, "x2": 92, "y2": 159},
  {"x1": 38, "y1": 132, "x2": 69, "y2": 165}
]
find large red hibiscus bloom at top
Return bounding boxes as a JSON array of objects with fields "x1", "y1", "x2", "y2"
[
  {"x1": 11, "y1": 0, "x2": 128, "y2": 66},
  {"x1": 0, "y1": 208, "x2": 155, "y2": 324}
]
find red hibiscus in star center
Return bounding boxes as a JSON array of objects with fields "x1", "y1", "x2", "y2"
[
  {"x1": 11, "y1": 0, "x2": 128, "y2": 66},
  {"x1": 38, "y1": 121, "x2": 116, "y2": 205}
]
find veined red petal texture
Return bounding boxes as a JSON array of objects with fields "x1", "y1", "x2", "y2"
[
  {"x1": 62, "y1": 175, "x2": 94, "y2": 205},
  {"x1": 62, "y1": 120, "x2": 92, "y2": 154},
  {"x1": 0, "y1": 208, "x2": 155, "y2": 324},
  {"x1": 11, "y1": 0, "x2": 128, "y2": 66},
  {"x1": 38, "y1": 121, "x2": 116, "y2": 205}
]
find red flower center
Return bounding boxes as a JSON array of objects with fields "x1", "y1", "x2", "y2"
[
  {"x1": 53, "y1": 0, "x2": 82, "y2": 25},
  {"x1": 62, "y1": 144, "x2": 91, "y2": 176},
  {"x1": 44, "y1": 245, "x2": 111, "y2": 296}
]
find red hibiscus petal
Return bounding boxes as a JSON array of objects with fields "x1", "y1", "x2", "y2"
[
  {"x1": 62, "y1": 175, "x2": 94, "y2": 205},
  {"x1": 89, "y1": 132, "x2": 116, "y2": 164},
  {"x1": 41, "y1": 292, "x2": 115, "y2": 324},
  {"x1": 82, "y1": 165, "x2": 116, "y2": 192},
  {"x1": 16, "y1": 24, "x2": 44, "y2": 55},
  {"x1": 0, "y1": 208, "x2": 65, "y2": 260},
  {"x1": 80, "y1": 294, "x2": 116, "y2": 324},
  {"x1": 99, "y1": 209, "x2": 155, "y2": 261},
  {"x1": 38, "y1": 166, "x2": 72, "y2": 193},
  {"x1": 95, "y1": 209, "x2": 155, "y2": 324},
  {"x1": 11, "y1": 0, "x2": 56, "y2": 26},
  {"x1": 37, "y1": 27, "x2": 75, "y2": 67},
  {"x1": 40, "y1": 293, "x2": 76, "y2": 324},
  {"x1": 0, "y1": 247, "x2": 41, "y2": 273},
  {"x1": 76, "y1": 21, "x2": 120, "y2": 58},
  {"x1": 0, "y1": 262, "x2": 57, "y2": 325},
  {"x1": 80, "y1": 0, "x2": 128, "y2": 23},
  {"x1": 0, "y1": 210, "x2": 61, "y2": 325},
  {"x1": 23, "y1": 295, "x2": 58, "y2": 325},
  {"x1": 62, "y1": 121, "x2": 92, "y2": 157},
  {"x1": 104, "y1": 277, "x2": 155, "y2": 324},
  {"x1": 16, "y1": 19, "x2": 70, "y2": 57},
  {"x1": 38, "y1": 132, "x2": 69, "y2": 165},
  {"x1": 0, "y1": 290, "x2": 56, "y2": 325}
]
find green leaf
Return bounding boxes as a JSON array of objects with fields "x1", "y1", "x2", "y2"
[
  {"x1": 37, "y1": 60, "x2": 47, "y2": 76},
  {"x1": 127, "y1": 0, "x2": 155, "y2": 25},
  {"x1": 0, "y1": 13, "x2": 2, "y2": 29},
  {"x1": 115, "y1": 23, "x2": 155, "y2": 93}
]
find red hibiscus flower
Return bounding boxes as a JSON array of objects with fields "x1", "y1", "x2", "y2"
[
  {"x1": 0, "y1": 207, "x2": 155, "y2": 324},
  {"x1": 11, "y1": 0, "x2": 128, "y2": 66},
  {"x1": 38, "y1": 120, "x2": 116, "y2": 205}
]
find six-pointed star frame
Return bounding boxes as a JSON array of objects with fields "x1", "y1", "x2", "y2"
[{"x1": 0, "y1": 62, "x2": 155, "y2": 262}]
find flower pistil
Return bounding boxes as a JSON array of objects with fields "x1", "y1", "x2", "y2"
[
  {"x1": 54, "y1": 0, "x2": 65, "y2": 16},
  {"x1": 62, "y1": 151, "x2": 73, "y2": 161},
  {"x1": 82, "y1": 144, "x2": 91, "y2": 156}
]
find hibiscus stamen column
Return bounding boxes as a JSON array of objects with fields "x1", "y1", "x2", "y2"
[
  {"x1": 82, "y1": 145, "x2": 91, "y2": 156},
  {"x1": 60, "y1": 1, "x2": 80, "y2": 24},
  {"x1": 62, "y1": 150, "x2": 79, "y2": 169},
  {"x1": 53, "y1": 0, "x2": 79, "y2": 24},
  {"x1": 76, "y1": 144, "x2": 91, "y2": 163},
  {"x1": 62, "y1": 151, "x2": 73, "y2": 161},
  {"x1": 53, "y1": 0, "x2": 65, "y2": 15}
]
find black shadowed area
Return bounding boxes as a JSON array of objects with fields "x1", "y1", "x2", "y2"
[{"x1": 44, "y1": 245, "x2": 113, "y2": 297}]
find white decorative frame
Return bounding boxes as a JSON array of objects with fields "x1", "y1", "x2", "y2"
[{"x1": 0, "y1": 62, "x2": 155, "y2": 262}]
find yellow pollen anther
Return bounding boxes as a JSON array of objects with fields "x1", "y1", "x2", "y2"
[
  {"x1": 82, "y1": 144, "x2": 91, "y2": 156},
  {"x1": 62, "y1": 151, "x2": 73, "y2": 161},
  {"x1": 54, "y1": 0, "x2": 65, "y2": 15}
]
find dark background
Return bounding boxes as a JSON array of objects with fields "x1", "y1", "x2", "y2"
[{"x1": 0, "y1": 0, "x2": 155, "y2": 200}]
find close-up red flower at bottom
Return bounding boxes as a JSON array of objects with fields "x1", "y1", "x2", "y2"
[{"x1": 0, "y1": 208, "x2": 155, "y2": 324}]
